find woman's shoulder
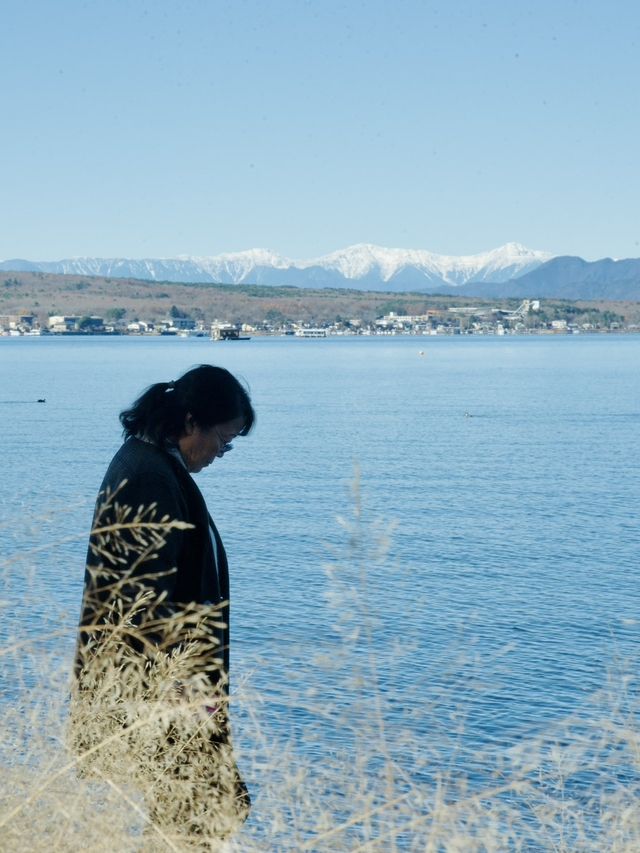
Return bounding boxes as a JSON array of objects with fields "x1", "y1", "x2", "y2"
[
  {"x1": 105, "y1": 438, "x2": 212, "y2": 521},
  {"x1": 97, "y1": 438, "x2": 192, "y2": 515},
  {"x1": 103, "y1": 438, "x2": 183, "y2": 489},
  {"x1": 111, "y1": 435, "x2": 168, "y2": 466}
]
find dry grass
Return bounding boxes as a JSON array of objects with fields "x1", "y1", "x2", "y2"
[{"x1": 1, "y1": 480, "x2": 640, "y2": 851}]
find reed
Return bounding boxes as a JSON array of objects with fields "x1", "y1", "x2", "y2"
[{"x1": 1, "y1": 480, "x2": 639, "y2": 851}]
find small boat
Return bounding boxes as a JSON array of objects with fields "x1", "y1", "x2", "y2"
[{"x1": 294, "y1": 328, "x2": 326, "y2": 338}]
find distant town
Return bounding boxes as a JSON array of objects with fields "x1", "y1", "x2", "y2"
[
  {"x1": 0, "y1": 299, "x2": 634, "y2": 338},
  {"x1": 1, "y1": 269, "x2": 638, "y2": 338}
]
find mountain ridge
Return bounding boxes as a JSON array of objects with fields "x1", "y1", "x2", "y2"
[
  {"x1": 449, "y1": 256, "x2": 640, "y2": 301},
  {"x1": 0, "y1": 242, "x2": 551, "y2": 291},
  {"x1": 3, "y1": 244, "x2": 640, "y2": 299}
]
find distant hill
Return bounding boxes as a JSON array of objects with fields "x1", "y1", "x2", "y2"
[
  {"x1": 451, "y1": 256, "x2": 640, "y2": 300},
  {"x1": 3, "y1": 269, "x2": 640, "y2": 327}
]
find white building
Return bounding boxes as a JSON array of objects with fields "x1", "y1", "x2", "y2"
[{"x1": 48, "y1": 315, "x2": 78, "y2": 333}]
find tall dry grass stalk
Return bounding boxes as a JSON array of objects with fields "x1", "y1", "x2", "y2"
[{"x1": 1, "y1": 475, "x2": 640, "y2": 851}]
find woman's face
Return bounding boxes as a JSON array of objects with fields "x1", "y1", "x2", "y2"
[{"x1": 178, "y1": 414, "x2": 246, "y2": 473}]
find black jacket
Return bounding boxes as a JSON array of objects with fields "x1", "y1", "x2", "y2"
[{"x1": 76, "y1": 437, "x2": 231, "y2": 690}]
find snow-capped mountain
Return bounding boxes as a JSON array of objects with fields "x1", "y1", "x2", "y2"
[
  {"x1": 0, "y1": 242, "x2": 553, "y2": 292},
  {"x1": 297, "y1": 242, "x2": 551, "y2": 287}
]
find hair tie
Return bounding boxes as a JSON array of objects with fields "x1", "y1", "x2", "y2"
[{"x1": 165, "y1": 380, "x2": 175, "y2": 394}]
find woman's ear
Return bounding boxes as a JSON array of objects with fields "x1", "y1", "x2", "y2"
[{"x1": 183, "y1": 412, "x2": 196, "y2": 435}]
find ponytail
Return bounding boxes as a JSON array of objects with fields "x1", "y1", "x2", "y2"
[{"x1": 119, "y1": 365, "x2": 255, "y2": 445}]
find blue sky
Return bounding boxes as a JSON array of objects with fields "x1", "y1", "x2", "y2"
[{"x1": 2, "y1": 0, "x2": 639, "y2": 260}]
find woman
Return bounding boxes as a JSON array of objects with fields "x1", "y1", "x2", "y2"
[{"x1": 73, "y1": 364, "x2": 255, "y2": 844}]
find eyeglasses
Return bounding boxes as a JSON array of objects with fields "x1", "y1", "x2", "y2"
[{"x1": 213, "y1": 426, "x2": 236, "y2": 457}]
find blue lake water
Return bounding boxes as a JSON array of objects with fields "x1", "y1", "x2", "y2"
[{"x1": 1, "y1": 334, "x2": 639, "y2": 780}]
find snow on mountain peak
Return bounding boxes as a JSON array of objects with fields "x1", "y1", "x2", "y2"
[
  {"x1": 0, "y1": 242, "x2": 554, "y2": 290},
  {"x1": 292, "y1": 242, "x2": 552, "y2": 284},
  {"x1": 178, "y1": 248, "x2": 291, "y2": 278}
]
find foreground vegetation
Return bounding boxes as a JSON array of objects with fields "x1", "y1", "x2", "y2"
[{"x1": 1, "y1": 486, "x2": 640, "y2": 850}]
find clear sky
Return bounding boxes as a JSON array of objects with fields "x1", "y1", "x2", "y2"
[{"x1": 2, "y1": 0, "x2": 639, "y2": 261}]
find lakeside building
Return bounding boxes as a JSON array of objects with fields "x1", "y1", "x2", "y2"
[
  {"x1": 48, "y1": 315, "x2": 79, "y2": 333},
  {"x1": 0, "y1": 314, "x2": 36, "y2": 333},
  {"x1": 79, "y1": 316, "x2": 105, "y2": 333},
  {"x1": 126, "y1": 321, "x2": 152, "y2": 333},
  {"x1": 161, "y1": 316, "x2": 196, "y2": 331},
  {"x1": 375, "y1": 311, "x2": 443, "y2": 332},
  {"x1": 48, "y1": 315, "x2": 105, "y2": 333}
]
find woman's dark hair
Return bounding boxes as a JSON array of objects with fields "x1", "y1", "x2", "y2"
[{"x1": 120, "y1": 364, "x2": 255, "y2": 445}]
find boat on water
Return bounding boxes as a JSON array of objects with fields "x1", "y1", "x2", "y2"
[
  {"x1": 294, "y1": 328, "x2": 327, "y2": 338},
  {"x1": 211, "y1": 323, "x2": 251, "y2": 341}
]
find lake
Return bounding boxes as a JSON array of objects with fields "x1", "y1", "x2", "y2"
[{"x1": 1, "y1": 334, "x2": 639, "y2": 796}]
